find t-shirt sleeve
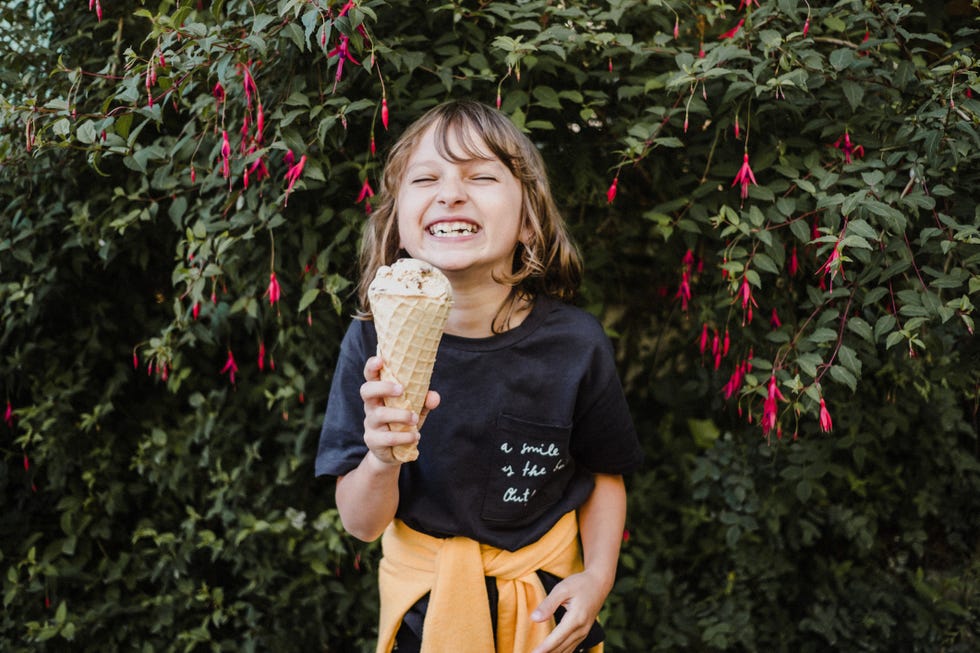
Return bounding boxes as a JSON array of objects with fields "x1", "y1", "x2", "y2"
[
  {"x1": 314, "y1": 320, "x2": 374, "y2": 478},
  {"x1": 569, "y1": 324, "x2": 644, "y2": 474}
]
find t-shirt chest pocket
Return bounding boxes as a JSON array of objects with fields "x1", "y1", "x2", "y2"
[{"x1": 481, "y1": 413, "x2": 574, "y2": 525}]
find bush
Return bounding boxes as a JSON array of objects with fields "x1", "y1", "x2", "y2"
[{"x1": 2, "y1": 0, "x2": 978, "y2": 650}]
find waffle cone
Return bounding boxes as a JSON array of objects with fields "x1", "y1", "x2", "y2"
[{"x1": 369, "y1": 265, "x2": 452, "y2": 462}]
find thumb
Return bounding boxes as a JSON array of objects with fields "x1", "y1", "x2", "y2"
[{"x1": 530, "y1": 592, "x2": 559, "y2": 623}]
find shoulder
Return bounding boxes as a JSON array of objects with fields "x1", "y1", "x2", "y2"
[
  {"x1": 537, "y1": 296, "x2": 609, "y2": 343},
  {"x1": 338, "y1": 317, "x2": 377, "y2": 358}
]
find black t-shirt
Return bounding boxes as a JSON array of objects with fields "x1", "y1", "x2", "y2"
[{"x1": 315, "y1": 295, "x2": 643, "y2": 551}]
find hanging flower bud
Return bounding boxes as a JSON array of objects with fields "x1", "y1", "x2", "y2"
[
  {"x1": 258, "y1": 340, "x2": 266, "y2": 371},
  {"x1": 770, "y1": 308, "x2": 782, "y2": 329},
  {"x1": 606, "y1": 177, "x2": 618, "y2": 204},
  {"x1": 819, "y1": 398, "x2": 834, "y2": 432},
  {"x1": 220, "y1": 130, "x2": 231, "y2": 179},
  {"x1": 256, "y1": 103, "x2": 265, "y2": 143},
  {"x1": 265, "y1": 272, "x2": 281, "y2": 306},
  {"x1": 283, "y1": 154, "x2": 307, "y2": 206},
  {"x1": 381, "y1": 98, "x2": 389, "y2": 130}
]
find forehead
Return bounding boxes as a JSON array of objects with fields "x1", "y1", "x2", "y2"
[{"x1": 410, "y1": 118, "x2": 500, "y2": 165}]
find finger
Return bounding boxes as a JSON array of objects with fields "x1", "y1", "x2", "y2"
[
  {"x1": 531, "y1": 592, "x2": 559, "y2": 624},
  {"x1": 366, "y1": 426, "x2": 420, "y2": 450},
  {"x1": 360, "y1": 379, "x2": 404, "y2": 405},
  {"x1": 363, "y1": 355, "x2": 384, "y2": 381},
  {"x1": 418, "y1": 390, "x2": 441, "y2": 424},
  {"x1": 364, "y1": 403, "x2": 417, "y2": 431}
]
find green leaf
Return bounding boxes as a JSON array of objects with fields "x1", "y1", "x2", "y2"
[
  {"x1": 847, "y1": 317, "x2": 873, "y2": 342},
  {"x1": 874, "y1": 314, "x2": 897, "y2": 341},
  {"x1": 841, "y1": 80, "x2": 865, "y2": 111},
  {"x1": 532, "y1": 86, "x2": 562, "y2": 109},
  {"x1": 830, "y1": 364, "x2": 858, "y2": 392},
  {"x1": 809, "y1": 327, "x2": 839, "y2": 343},
  {"x1": 298, "y1": 288, "x2": 320, "y2": 312},
  {"x1": 830, "y1": 48, "x2": 855, "y2": 71}
]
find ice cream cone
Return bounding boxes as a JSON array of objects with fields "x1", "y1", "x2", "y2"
[{"x1": 368, "y1": 259, "x2": 453, "y2": 462}]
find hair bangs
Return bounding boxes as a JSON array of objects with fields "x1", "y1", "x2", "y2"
[{"x1": 432, "y1": 107, "x2": 517, "y2": 172}]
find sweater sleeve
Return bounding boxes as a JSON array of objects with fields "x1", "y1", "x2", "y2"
[
  {"x1": 314, "y1": 320, "x2": 375, "y2": 478},
  {"x1": 568, "y1": 323, "x2": 644, "y2": 474}
]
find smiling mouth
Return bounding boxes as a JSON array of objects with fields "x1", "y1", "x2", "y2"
[{"x1": 428, "y1": 221, "x2": 479, "y2": 237}]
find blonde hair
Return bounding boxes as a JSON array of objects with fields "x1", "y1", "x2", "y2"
[{"x1": 357, "y1": 100, "x2": 582, "y2": 329}]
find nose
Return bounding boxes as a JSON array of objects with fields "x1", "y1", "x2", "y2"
[{"x1": 436, "y1": 173, "x2": 466, "y2": 206}]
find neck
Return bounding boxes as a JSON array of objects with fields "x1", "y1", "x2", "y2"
[{"x1": 444, "y1": 281, "x2": 528, "y2": 338}]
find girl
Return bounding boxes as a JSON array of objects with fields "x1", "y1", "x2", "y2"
[{"x1": 316, "y1": 100, "x2": 643, "y2": 653}]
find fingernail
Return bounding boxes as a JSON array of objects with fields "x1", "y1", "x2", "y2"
[{"x1": 530, "y1": 610, "x2": 542, "y2": 621}]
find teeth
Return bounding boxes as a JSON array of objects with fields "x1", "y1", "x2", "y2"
[{"x1": 429, "y1": 221, "x2": 478, "y2": 236}]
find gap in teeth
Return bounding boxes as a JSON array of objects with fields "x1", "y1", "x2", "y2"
[{"x1": 429, "y1": 221, "x2": 478, "y2": 236}]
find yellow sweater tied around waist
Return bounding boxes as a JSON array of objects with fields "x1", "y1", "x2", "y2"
[{"x1": 376, "y1": 511, "x2": 603, "y2": 653}]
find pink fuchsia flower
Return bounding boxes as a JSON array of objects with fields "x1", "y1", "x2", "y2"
[
  {"x1": 327, "y1": 35, "x2": 361, "y2": 92},
  {"x1": 770, "y1": 308, "x2": 782, "y2": 329},
  {"x1": 220, "y1": 131, "x2": 231, "y2": 179},
  {"x1": 356, "y1": 178, "x2": 375, "y2": 203},
  {"x1": 381, "y1": 98, "x2": 389, "y2": 130},
  {"x1": 788, "y1": 245, "x2": 799, "y2": 276},
  {"x1": 731, "y1": 152, "x2": 758, "y2": 200},
  {"x1": 818, "y1": 239, "x2": 845, "y2": 289},
  {"x1": 723, "y1": 360, "x2": 749, "y2": 399},
  {"x1": 819, "y1": 397, "x2": 834, "y2": 432},
  {"x1": 606, "y1": 177, "x2": 618, "y2": 204},
  {"x1": 283, "y1": 154, "x2": 307, "y2": 205},
  {"x1": 241, "y1": 63, "x2": 259, "y2": 108},
  {"x1": 676, "y1": 270, "x2": 692, "y2": 311},
  {"x1": 89, "y1": 0, "x2": 103, "y2": 21},
  {"x1": 833, "y1": 131, "x2": 865, "y2": 163},
  {"x1": 737, "y1": 0, "x2": 760, "y2": 10},
  {"x1": 213, "y1": 82, "x2": 226, "y2": 103},
  {"x1": 673, "y1": 16, "x2": 679, "y2": 39},
  {"x1": 220, "y1": 350, "x2": 239, "y2": 384},
  {"x1": 248, "y1": 155, "x2": 269, "y2": 183},
  {"x1": 736, "y1": 275, "x2": 758, "y2": 325},
  {"x1": 258, "y1": 340, "x2": 266, "y2": 371},
  {"x1": 337, "y1": 0, "x2": 356, "y2": 16},
  {"x1": 699, "y1": 322, "x2": 710, "y2": 355},
  {"x1": 357, "y1": 178, "x2": 375, "y2": 213},
  {"x1": 761, "y1": 374, "x2": 785, "y2": 435},
  {"x1": 265, "y1": 272, "x2": 281, "y2": 306},
  {"x1": 682, "y1": 248, "x2": 695, "y2": 271},
  {"x1": 4, "y1": 401, "x2": 12, "y2": 427},
  {"x1": 719, "y1": 19, "x2": 745, "y2": 40}
]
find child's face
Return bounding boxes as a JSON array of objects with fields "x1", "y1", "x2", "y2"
[{"x1": 395, "y1": 123, "x2": 525, "y2": 285}]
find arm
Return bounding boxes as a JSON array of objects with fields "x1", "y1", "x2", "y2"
[
  {"x1": 530, "y1": 473, "x2": 627, "y2": 653},
  {"x1": 335, "y1": 355, "x2": 440, "y2": 541}
]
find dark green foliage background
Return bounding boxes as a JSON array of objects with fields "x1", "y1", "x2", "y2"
[{"x1": 1, "y1": 0, "x2": 978, "y2": 650}]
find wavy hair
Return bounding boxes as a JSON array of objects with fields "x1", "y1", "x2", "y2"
[{"x1": 357, "y1": 100, "x2": 582, "y2": 330}]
